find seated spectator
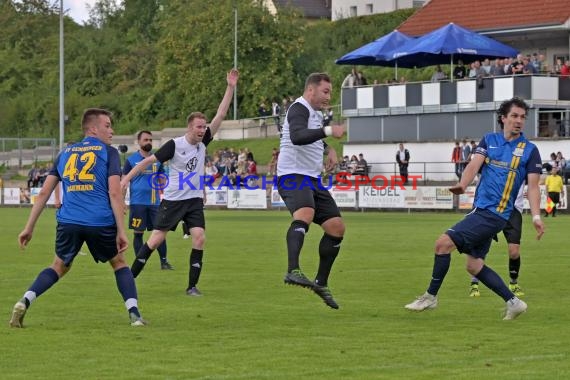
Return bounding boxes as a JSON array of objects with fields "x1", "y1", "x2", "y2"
[
  {"x1": 38, "y1": 164, "x2": 50, "y2": 187},
  {"x1": 481, "y1": 59, "x2": 491, "y2": 75},
  {"x1": 205, "y1": 161, "x2": 219, "y2": 179},
  {"x1": 522, "y1": 57, "x2": 537, "y2": 74},
  {"x1": 556, "y1": 151, "x2": 566, "y2": 180},
  {"x1": 453, "y1": 60, "x2": 466, "y2": 80},
  {"x1": 268, "y1": 148, "x2": 279, "y2": 176},
  {"x1": 561, "y1": 60, "x2": 570, "y2": 78},
  {"x1": 348, "y1": 155, "x2": 358, "y2": 174},
  {"x1": 489, "y1": 58, "x2": 504, "y2": 77},
  {"x1": 338, "y1": 155, "x2": 349, "y2": 172},
  {"x1": 245, "y1": 147, "x2": 254, "y2": 162},
  {"x1": 552, "y1": 58, "x2": 563, "y2": 75},
  {"x1": 27, "y1": 166, "x2": 40, "y2": 189},
  {"x1": 237, "y1": 148, "x2": 247, "y2": 173},
  {"x1": 356, "y1": 71, "x2": 367, "y2": 86},
  {"x1": 431, "y1": 65, "x2": 447, "y2": 82},
  {"x1": 245, "y1": 158, "x2": 258, "y2": 187}
]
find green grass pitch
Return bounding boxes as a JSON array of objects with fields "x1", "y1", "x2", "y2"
[{"x1": 1, "y1": 208, "x2": 569, "y2": 379}]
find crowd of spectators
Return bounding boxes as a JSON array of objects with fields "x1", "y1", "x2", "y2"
[
  {"x1": 341, "y1": 53, "x2": 570, "y2": 87},
  {"x1": 206, "y1": 147, "x2": 258, "y2": 185}
]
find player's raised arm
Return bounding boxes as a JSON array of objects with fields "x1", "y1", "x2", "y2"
[{"x1": 208, "y1": 68, "x2": 239, "y2": 136}]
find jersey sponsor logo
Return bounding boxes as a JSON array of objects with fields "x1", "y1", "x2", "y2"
[
  {"x1": 512, "y1": 147, "x2": 524, "y2": 157},
  {"x1": 186, "y1": 157, "x2": 198, "y2": 172}
]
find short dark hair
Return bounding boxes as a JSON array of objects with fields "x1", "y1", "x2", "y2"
[
  {"x1": 137, "y1": 130, "x2": 152, "y2": 140},
  {"x1": 81, "y1": 108, "x2": 112, "y2": 132},
  {"x1": 304, "y1": 73, "x2": 331, "y2": 90},
  {"x1": 497, "y1": 97, "x2": 529, "y2": 129}
]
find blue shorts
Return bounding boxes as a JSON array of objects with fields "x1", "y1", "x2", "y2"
[
  {"x1": 56, "y1": 223, "x2": 118, "y2": 266},
  {"x1": 129, "y1": 204, "x2": 159, "y2": 231},
  {"x1": 446, "y1": 208, "x2": 507, "y2": 259}
]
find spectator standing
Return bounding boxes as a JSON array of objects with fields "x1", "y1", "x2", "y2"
[
  {"x1": 342, "y1": 67, "x2": 358, "y2": 87},
  {"x1": 396, "y1": 143, "x2": 410, "y2": 184},
  {"x1": 258, "y1": 102, "x2": 269, "y2": 126},
  {"x1": 355, "y1": 153, "x2": 368, "y2": 176},
  {"x1": 272, "y1": 100, "x2": 281, "y2": 132},
  {"x1": 460, "y1": 139, "x2": 472, "y2": 175},
  {"x1": 451, "y1": 141, "x2": 462, "y2": 179}
]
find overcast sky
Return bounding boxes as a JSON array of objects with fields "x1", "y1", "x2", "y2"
[{"x1": 65, "y1": 0, "x2": 97, "y2": 24}]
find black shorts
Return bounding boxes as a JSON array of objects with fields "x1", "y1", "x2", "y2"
[
  {"x1": 502, "y1": 209, "x2": 522, "y2": 245},
  {"x1": 129, "y1": 204, "x2": 159, "y2": 232},
  {"x1": 56, "y1": 223, "x2": 118, "y2": 266},
  {"x1": 277, "y1": 174, "x2": 341, "y2": 225},
  {"x1": 154, "y1": 198, "x2": 205, "y2": 231}
]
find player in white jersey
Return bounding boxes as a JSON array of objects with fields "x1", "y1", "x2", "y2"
[
  {"x1": 121, "y1": 69, "x2": 239, "y2": 296},
  {"x1": 277, "y1": 73, "x2": 346, "y2": 309},
  {"x1": 469, "y1": 183, "x2": 526, "y2": 297}
]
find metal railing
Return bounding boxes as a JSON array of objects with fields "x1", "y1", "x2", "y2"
[{"x1": 0, "y1": 138, "x2": 58, "y2": 168}]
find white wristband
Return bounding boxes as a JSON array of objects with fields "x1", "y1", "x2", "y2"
[
  {"x1": 532, "y1": 215, "x2": 541, "y2": 222},
  {"x1": 323, "y1": 126, "x2": 333, "y2": 137}
]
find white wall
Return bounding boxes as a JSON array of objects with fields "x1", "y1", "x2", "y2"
[
  {"x1": 343, "y1": 139, "x2": 568, "y2": 181},
  {"x1": 331, "y1": 0, "x2": 416, "y2": 21}
]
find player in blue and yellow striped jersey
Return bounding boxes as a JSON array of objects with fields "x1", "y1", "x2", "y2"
[
  {"x1": 11, "y1": 108, "x2": 145, "y2": 327},
  {"x1": 405, "y1": 97, "x2": 545, "y2": 320},
  {"x1": 123, "y1": 131, "x2": 173, "y2": 270}
]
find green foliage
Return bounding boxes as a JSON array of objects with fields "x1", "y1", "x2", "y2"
[{"x1": 0, "y1": 1, "x2": 426, "y2": 139}]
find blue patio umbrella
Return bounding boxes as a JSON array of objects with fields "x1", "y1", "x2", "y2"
[
  {"x1": 335, "y1": 30, "x2": 413, "y2": 78},
  {"x1": 387, "y1": 23, "x2": 518, "y2": 80}
]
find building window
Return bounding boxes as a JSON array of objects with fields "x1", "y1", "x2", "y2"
[
  {"x1": 366, "y1": 4, "x2": 373, "y2": 14},
  {"x1": 349, "y1": 6, "x2": 357, "y2": 17},
  {"x1": 413, "y1": 0, "x2": 426, "y2": 7}
]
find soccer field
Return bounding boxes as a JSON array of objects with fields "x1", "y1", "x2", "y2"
[{"x1": 1, "y1": 208, "x2": 569, "y2": 379}]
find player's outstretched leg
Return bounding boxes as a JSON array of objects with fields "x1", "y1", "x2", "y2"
[
  {"x1": 131, "y1": 243, "x2": 154, "y2": 278},
  {"x1": 9, "y1": 268, "x2": 60, "y2": 328}
]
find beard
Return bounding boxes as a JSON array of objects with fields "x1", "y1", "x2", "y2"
[{"x1": 141, "y1": 143, "x2": 152, "y2": 152}]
